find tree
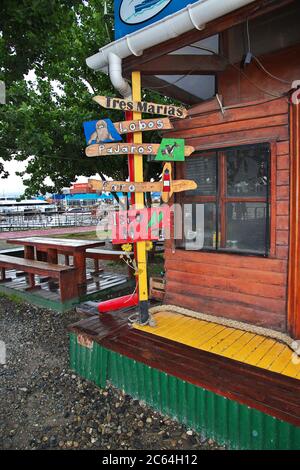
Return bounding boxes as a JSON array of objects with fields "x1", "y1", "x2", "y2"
[{"x1": 0, "y1": 0, "x2": 164, "y2": 196}]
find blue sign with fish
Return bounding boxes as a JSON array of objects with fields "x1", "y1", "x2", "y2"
[
  {"x1": 115, "y1": 0, "x2": 200, "y2": 39},
  {"x1": 83, "y1": 119, "x2": 122, "y2": 145}
]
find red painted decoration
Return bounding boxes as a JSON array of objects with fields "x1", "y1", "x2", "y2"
[{"x1": 111, "y1": 206, "x2": 170, "y2": 244}]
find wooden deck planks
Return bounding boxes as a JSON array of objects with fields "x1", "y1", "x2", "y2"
[
  {"x1": 0, "y1": 268, "x2": 128, "y2": 303},
  {"x1": 134, "y1": 311, "x2": 300, "y2": 380}
]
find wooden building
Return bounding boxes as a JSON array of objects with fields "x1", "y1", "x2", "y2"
[
  {"x1": 124, "y1": 0, "x2": 300, "y2": 339},
  {"x1": 70, "y1": 0, "x2": 300, "y2": 449}
]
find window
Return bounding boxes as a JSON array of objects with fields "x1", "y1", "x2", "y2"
[{"x1": 177, "y1": 143, "x2": 270, "y2": 256}]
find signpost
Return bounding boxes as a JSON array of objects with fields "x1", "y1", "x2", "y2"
[
  {"x1": 82, "y1": 74, "x2": 196, "y2": 325},
  {"x1": 85, "y1": 142, "x2": 194, "y2": 157},
  {"x1": 93, "y1": 95, "x2": 188, "y2": 119}
]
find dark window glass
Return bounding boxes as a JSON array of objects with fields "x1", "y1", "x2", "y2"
[
  {"x1": 226, "y1": 145, "x2": 269, "y2": 197},
  {"x1": 225, "y1": 202, "x2": 267, "y2": 253},
  {"x1": 185, "y1": 152, "x2": 217, "y2": 196}
]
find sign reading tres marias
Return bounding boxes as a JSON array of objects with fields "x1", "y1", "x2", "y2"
[
  {"x1": 114, "y1": 0, "x2": 200, "y2": 39},
  {"x1": 93, "y1": 96, "x2": 188, "y2": 119}
]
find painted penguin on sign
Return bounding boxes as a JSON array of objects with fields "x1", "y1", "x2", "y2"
[{"x1": 83, "y1": 119, "x2": 122, "y2": 145}]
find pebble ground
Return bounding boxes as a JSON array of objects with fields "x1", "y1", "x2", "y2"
[{"x1": 0, "y1": 296, "x2": 224, "y2": 450}]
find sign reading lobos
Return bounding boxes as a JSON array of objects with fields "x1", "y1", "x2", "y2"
[
  {"x1": 93, "y1": 96, "x2": 188, "y2": 119},
  {"x1": 114, "y1": 117, "x2": 173, "y2": 134},
  {"x1": 86, "y1": 142, "x2": 194, "y2": 157}
]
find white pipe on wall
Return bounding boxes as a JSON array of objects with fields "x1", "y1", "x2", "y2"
[
  {"x1": 108, "y1": 52, "x2": 132, "y2": 98},
  {"x1": 87, "y1": 0, "x2": 256, "y2": 75}
]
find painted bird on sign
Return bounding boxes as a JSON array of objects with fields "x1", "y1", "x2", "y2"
[
  {"x1": 155, "y1": 138, "x2": 186, "y2": 162},
  {"x1": 162, "y1": 142, "x2": 180, "y2": 157}
]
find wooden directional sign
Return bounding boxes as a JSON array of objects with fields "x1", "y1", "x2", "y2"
[
  {"x1": 85, "y1": 142, "x2": 194, "y2": 158},
  {"x1": 93, "y1": 95, "x2": 188, "y2": 119},
  {"x1": 114, "y1": 117, "x2": 173, "y2": 135},
  {"x1": 89, "y1": 178, "x2": 196, "y2": 194},
  {"x1": 89, "y1": 164, "x2": 197, "y2": 203}
]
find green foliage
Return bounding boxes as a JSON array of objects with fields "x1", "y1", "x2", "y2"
[{"x1": 0, "y1": 0, "x2": 166, "y2": 196}]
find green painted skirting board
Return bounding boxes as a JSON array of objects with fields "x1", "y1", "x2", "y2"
[
  {"x1": 69, "y1": 333, "x2": 300, "y2": 450},
  {"x1": 0, "y1": 284, "x2": 77, "y2": 312},
  {"x1": 0, "y1": 279, "x2": 134, "y2": 313}
]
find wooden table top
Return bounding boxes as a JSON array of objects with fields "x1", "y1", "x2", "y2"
[{"x1": 7, "y1": 237, "x2": 105, "y2": 252}]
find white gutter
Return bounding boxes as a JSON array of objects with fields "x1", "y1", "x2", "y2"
[{"x1": 87, "y1": 0, "x2": 256, "y2": 77}]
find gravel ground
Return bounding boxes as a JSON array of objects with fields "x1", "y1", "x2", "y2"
[{"x1": 0, "y1": 296, "x2": 224, "y2": 450}]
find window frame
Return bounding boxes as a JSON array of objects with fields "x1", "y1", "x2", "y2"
[{"x1": 176, "y1": 141, "x2": 277, "y2": 257}]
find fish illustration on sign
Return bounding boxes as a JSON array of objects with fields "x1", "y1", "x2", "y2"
[
  {"x1": 155, "y1": 138, "x2": 186, "y2": 161},
  {"x1": 83, "y1": 119, "x2": 122, "y2": 145},
  {"x1": 120, "y1": 0, "x2": 172, "y2": 25}
]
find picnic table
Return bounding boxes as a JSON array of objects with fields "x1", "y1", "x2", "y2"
[{"x1": 7, "y1": 237, "x2": 105, "y2": 294}]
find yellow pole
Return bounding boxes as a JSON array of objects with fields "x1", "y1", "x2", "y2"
[{"x1": 132, "y1": 70, "x2": 149, "y2": 324}]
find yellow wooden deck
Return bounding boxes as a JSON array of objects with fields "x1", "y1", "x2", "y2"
[{"x1": 134, "y1": 311, "x2": 300, "y2": 380}]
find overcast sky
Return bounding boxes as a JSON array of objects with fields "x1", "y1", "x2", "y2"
[{"x1": 1, "y1": 160, "x2": 28, "y2": 196}]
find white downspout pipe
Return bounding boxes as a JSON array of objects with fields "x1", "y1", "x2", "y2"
[{"x1": 108, "y1": 52, "x2": 132, "y2": 99}]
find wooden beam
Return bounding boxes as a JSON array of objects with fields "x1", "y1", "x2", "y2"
[
  {"x1": 288, "y1": 101, "x2": 300, "y2": 339},
  {"x1": 124, "y1": 0, "x2": 295, "y2": 73},
  {"x1": 141, "y1": 75, "x2": 201, "y2": 106},
  {"x1": 138, "y1": 54, "x2": 227, "y2": 75}
]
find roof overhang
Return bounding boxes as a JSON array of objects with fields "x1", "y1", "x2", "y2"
[{"x1": 86, "y1": 0, "x2": 256, "y2": 74}]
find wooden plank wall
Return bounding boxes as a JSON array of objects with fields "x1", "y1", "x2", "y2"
[{"x1": 164, "y1": 96, "x2": 290, "y2": 331}]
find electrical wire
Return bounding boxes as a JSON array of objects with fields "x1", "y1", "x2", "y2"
[
  {"x1": 253, "y1": 56, "x2": 291, "y2": 85},
  {"x1": 246, "y1": 17, "x2": 291, "y2": 85},
  {"x1": 246, "y1": 17, "x2": 252, "y2": 53},
  {"x1": 189, "y1": 44, "x2": 286, "y2": 99},
  {"x1": 144, "y1": 66, "x2": 200, "y2": 90},
  {"x1": 146, "y1": 28, "x2": 293, "y2": 99},
  {"x1": 146, "y1": 42, "x2": 284, "y2": 98}
]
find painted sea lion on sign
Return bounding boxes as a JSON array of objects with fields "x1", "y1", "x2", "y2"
[{"x1": 88, "y1": 120, "x2": 113, "y2": 144}]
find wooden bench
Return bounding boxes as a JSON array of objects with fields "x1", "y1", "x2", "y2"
[
  {"x1": 0, "y1": 255, "x2": 77, "y2": 302},
  {"x1": 85, "y1": 249, "x2": 134, "y2": 276}
]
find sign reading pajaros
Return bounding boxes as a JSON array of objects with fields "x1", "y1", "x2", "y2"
[
  {"x1": 85, "y1": 142, "x2": 194, "y2": 157},
  {"x1": 93, "y1": 95, "x2": 188, "y2": 119}
]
